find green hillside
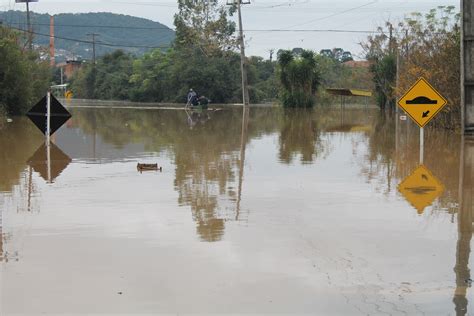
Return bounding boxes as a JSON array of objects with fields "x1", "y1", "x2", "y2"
[{"x1": 0, "y1": 11, "x2": 175, "y2": 60}]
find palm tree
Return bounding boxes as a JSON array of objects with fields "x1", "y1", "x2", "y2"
[{"x1": 277, "y1": 49, "x2": 321, "y2": 107}]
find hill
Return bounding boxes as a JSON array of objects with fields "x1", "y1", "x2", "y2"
[{"x1": 0, "y1": 11, "x2": 175, "y2": 61}]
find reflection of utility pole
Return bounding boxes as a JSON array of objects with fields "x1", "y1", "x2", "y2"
[
  {"x1": 453, "y1": 136, "x2": 474, "y2": 315},
  {"x1": 87, "y1": 33, "x2": 99, "y2": 64},
  {"x1": 236, "y1": 106, "x2": 249, "y2": 220},
  {"x1": 227, "y1": 0, "x2": 250, "y2": 106},
  {"x1": 27, "y1": 166, "x2": 33, "y2": 211}
]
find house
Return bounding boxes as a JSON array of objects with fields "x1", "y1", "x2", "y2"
[{"x1": 56, "y1": 60, "x2": 84, "y2": 80}]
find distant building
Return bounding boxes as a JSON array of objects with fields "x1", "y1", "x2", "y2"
[
  {"x1": 56, "y1": 60, "x2": 84, "y2": 80},
  {"x1": 343, "y1": 60, "x2": 370, "y2": 68}
]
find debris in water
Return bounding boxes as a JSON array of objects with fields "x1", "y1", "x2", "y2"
[
  {"x1": 137, "y1": 163, "x2": 162, "y2": 172},
  {"x1": 6, "y1": 118, "x2": 12, "y2": 123}
]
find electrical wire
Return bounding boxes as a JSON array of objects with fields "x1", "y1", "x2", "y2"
[{"x1": 7, "y1": 25, "x2": 172, "y2": 49}]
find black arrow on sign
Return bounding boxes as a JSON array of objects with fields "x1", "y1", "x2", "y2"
[{"x1": 422, "y1": 110, "x2": 430, "y2": 118}]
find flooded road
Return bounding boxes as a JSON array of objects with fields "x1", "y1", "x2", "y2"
[{"x1": 0, "y1": 105, "x2": 473, "y2": 315}]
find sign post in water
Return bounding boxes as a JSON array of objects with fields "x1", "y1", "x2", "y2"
[{"x1": 397, "y1": 78, "x2": 448, "y2": 213}]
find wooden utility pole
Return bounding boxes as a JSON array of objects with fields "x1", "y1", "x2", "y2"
[
  {"x1": 26, "y1": 0, "x2": 31, "y2": 49},
  {"x1": 87, "y1": 33, "x2": 99, "y2": 64},
  {"x1": 228, "y1": 0, "x2": 250, "y2": 106},
  {"x1": 16, "y1": 0, "x2": 39, "y2": 50},
  {"x1": 462, "y1": 0, "x2": 474, "y2": 134},
  {"x1": 49, "y1": 15, "x2": 55, "y2": 67}
]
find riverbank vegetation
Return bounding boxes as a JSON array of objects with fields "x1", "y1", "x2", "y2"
[
  {"x1": 363, "y1": 6, "x2": 460, "y2": 129},
  {"x1": 0, "y1": 26, "x2": 51, "y2": 116},
  {"x1": 69, "y1": 0, "x2": 370, "y2": 106}
]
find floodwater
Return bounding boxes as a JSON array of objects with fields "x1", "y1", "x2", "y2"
[{"x1": 0, "y1": 104, "x2": 473, "y2": 315}]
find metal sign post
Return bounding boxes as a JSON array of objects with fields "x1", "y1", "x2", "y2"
[
  {"x1": 397, "y1": 77, "x2": 448, "y2": 213},
  {"x1": 46, "y1": 90, "x2": 51, "y2": 144},
  {"x1": 419, "y1": 127, "x2": 424, "y2": 165},
  {"x1": 46, "y1": 90, "x2": 51, "y2": 183}
]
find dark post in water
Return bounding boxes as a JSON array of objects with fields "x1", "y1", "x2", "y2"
[{"x1": 453, "y1": 136, "x2": 474, "y2": 314}]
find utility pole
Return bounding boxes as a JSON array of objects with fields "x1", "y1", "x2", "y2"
[
  {"x1": 87, "y1": 33, "x2": 99, "y2": 65},
  {"x1": 461, "y1": 0, "x2": 474, "y2": 134},
  {"x1": 49, "y1": 15, "x2": 55, "y2": 67},
  {"x1": 26, "y1": 0, "x2": 31, "y2": 49},
  {"x1": 388, "y1": 23, "x2": 394, "y2": 55},
  {"x1": 228, "y1": 0, "x2": 250, "y2": 106},
  {"x1": 16, "y1": 0, "x2": 39, "y2": 50}
]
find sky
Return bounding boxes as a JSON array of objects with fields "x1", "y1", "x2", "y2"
[{"x1": 0, "y1": 0, "x2": 460, "y2": 58}]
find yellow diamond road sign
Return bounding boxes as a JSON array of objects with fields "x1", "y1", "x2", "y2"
[
  {"x1": 398, "y1": 165, "x2": 445, "y2": 214},
  {"x1": 398, "y1": 77, "x2": 448, "y2": 128}
]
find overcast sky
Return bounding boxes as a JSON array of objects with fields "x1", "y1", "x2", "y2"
[{"x1": 0, "y1": 0, "x2": 460, "y2": 58}]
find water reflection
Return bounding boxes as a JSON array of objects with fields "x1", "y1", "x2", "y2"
[
  {"x1": 0, "y1": 118, "x2": 43, "y2": 192},
  {"x1": 27, "y1": 143, "x2": 71, "y2": 184},
  {"x1": 173, "y1": 109, "x2": 242, "y2": 242},
  {"x1": 1, "y1": 105, "x2": 473, "y2": 313},
  {"x1": 358, "y1": 111, "x2": 461, "y2": 213},
  {"x1": 453, "y1": 136, "x2": 474, "y2": 315},
  {"x1": 278, "y1": 109, "x2": 328, "y2": 164},
  {"x1": 185, "y1": 109, "x2": 211, "y2": 130}
]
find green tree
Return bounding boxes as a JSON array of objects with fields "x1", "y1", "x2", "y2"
[
  {"x1": 0, "y1": 26, "x2": 51, "y2": 115},
  {"x1": 71, "y1": 50, "x2": 134, "y2": 100},
  {"x1": 277, "y1": 49, "x2": 321, "y2": 107},
  {"x1": 173, "y1": 0, "x2": 237, "y2": 56}
]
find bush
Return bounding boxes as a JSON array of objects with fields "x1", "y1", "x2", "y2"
[{"x1": 0, "y1": 103, "x2": 6, "y2": 130}]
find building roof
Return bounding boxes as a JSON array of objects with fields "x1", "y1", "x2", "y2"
[{"x1": 326, "y1": 88, "x2": 372, "y2": 97}]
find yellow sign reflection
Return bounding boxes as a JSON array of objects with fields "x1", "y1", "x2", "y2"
[{"x1": 398, "y1": 164, "x2": 445, "y2": 214}]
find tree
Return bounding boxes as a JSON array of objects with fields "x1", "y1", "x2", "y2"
[
  {"x1": 362, "y1": 22, "x2": 397, "y2": 111},
  {"x1": 173, "y1": 0, "x2": 237, "y2": 57},
  {"x1": 71, "y1": 50, "x2": 134, "y2": 100},
  {"x1": 0, "y1": 26, "x2": 50, "y2": 115},
  {"x1": 277, "y1": 49, "x2": 321, "y2": 108},
  {"x1": 396, "y1": 6, "x2": 460, "y2": 129},
  {"x1": 362, "y1": 6, "x2": 461, "y2": 128}
]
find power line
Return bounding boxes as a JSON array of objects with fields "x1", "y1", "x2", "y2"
[
  {"x1": 4, "y1": 21, "x2": 175, "y2": 30},
  {"x1": 6, "y1": 25, "x2": 173, "y2": 49},
  {"x1": 3, "y1": 21, "x2": 380, "y2": 33},
  {"x1": 286, "y1": 0, "x2": 380, "y2": 29}
]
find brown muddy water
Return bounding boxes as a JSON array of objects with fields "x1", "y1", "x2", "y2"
[{"x1": 0, "y1": 105, "x2": 473, "y2": 315}]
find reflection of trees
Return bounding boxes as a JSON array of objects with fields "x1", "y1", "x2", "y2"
[
  {"x1": 278, "y1": 109, "x2": 328, "y2": 164},
  {"x1": 0, "y1": 118, "x2": 43, "y2": 192},
  {"x1": 359, "y1": 112, "x2": 396, "y2": 194},
  {"x1": 71, "y1": 107, "x2": 280, "y2": 242}
]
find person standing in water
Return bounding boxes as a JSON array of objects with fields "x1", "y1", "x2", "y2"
[{"x1": 187, "y1": 89, "x2": 197, "y2": 106}]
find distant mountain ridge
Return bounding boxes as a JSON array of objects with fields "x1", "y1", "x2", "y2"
[{"x1": 0, "y1": 11, "x2": 175, "y2": 60}]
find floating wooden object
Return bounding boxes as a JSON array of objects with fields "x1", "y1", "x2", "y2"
[{"x1": 137, "y1": 163, "x2": 162, "y2": 172}]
